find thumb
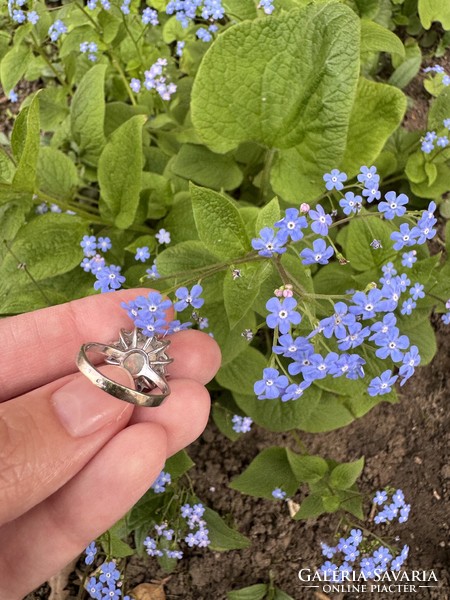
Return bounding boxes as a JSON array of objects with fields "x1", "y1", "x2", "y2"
[{"x1": 0, "y1": 366, "x2": 135, "y2": 526}]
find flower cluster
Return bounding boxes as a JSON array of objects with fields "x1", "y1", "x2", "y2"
[
  {"x1": 424, "y1": 64, "x2": 450, "y2": 86},
  {"x1": 48, "y1": 19, "x2": 67, "y2": 42},
  {"x1": 130, "y1": 59, "x2": 177, "y2": 101},
  {"x1": 232, "y1": 414, "x2": 253, "y2": 433},
  {"x1": 166, "y1": 0, "x2": 225, "y2": 28},
  {"x1": 142, "y1": 7, "x2": 159, "y2": 25},
  {"x1": 421, "y1": 119, "x2": 450, "y2": 154},
  {"x1": 144, "y1": 502, "x2": 210, "y2": 561},
  {"x1": 84, "y1": 557, "x2": 131, "y2": 600},
  {"x1": 250, "y1": 165, "x2": 441, "y2": 404},
  {"x1": 121, "y1": 291, "x2": 172, "y2": 336},
  {"x1": 151, "y1": 470, "x2": 172, "y2": 493},
  {"x1": 258, "y1": 0, "x2": 275, "y2": 15},
  {"x1": 196, "y1": 23, "x2": 218, "y2": 42},
  {"x1": 80, "y1": 41, "x2": 99, "y2": 62},
  {"x1": 373, "y1": 489, "x2": 411, "y2": 524},
  {"x1": 79, "y1": 235, "x2": 126, "y2": 293},
  {"x1": 272, "y1": 487, "x2": 287, "y2": 499},
  {"x1": 320, "y1": 528, "x2": 409, "y2": 581},
  {"x1": 8, "y1": 0, "x2": 39, "y2": 23}
]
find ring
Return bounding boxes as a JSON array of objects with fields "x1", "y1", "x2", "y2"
[{"x1": 76, "y1": 327, "x2": 173, "y2": 407}]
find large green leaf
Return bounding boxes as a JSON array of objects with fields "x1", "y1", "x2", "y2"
[
  {"x1": 191, "y1": 4, "x2": 360, "y2": 154},
  {"x1": 37, "y1": 147, "x2": 79, "y2": 200},
  {"x1": 418, "y1": 0, "x2": 450, "y2": 29},
  {"x1": 222, "y1": 0, "x2": 257, "y2": 21},
  {"x1": 190, "y1": 183, "x2": 251, "y2": 260},
  {"x1": 172, "y1": 144, "x2": 243, "y2": 191},
  {"x1": 0, "y1": 213, "x2": 85, "y2": 288},
  {"x1": 341, "y1": 78, "x2": 406, "y2": 176},
  {"x1": 223, "y1": 261, "x2": 271, "y2": 328},
  {"x1": 344, "y1": 212, "x2": 397, "y2": 271},
  {"x1": 98, "y1": 115, "x2": 146, "y2": 229},
  {"x1": 12, "y1": 94, "x2": 40, "y2": 193},
  {"x1": 70, "y1": 64, "x2": 107, "y2": 165},
  {"x1": 0, "y1": 43, "x2": 32, "y2": 94},
  {"x1": 216, "y1": 346, "x2": 266, "y2": 396},
  {"x1": 203, "y1": 507, "x2": 251, "y2": 551},
  {"x1": 360, "y1": 20, "x2": 404, "y2": 58},
  {"x1": 229, "y1": 447, "x2": 298, "y2": 498}
]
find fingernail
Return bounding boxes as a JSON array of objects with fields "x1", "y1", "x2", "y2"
[{"x1": 51, "y1": 367, "x2": 134, "y2": 437}]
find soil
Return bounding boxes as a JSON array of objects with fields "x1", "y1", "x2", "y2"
[{"x1": 7, "y1": 31, "x2": 449, "y2": 600}]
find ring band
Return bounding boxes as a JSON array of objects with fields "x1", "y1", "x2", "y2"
[{"x1": 76, "y1": 328, "x2": 173, "y2": 407}]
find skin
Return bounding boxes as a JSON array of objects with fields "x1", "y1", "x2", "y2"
[{"x1": 0, "y1": 288, "x2": 221, "y2": 599}]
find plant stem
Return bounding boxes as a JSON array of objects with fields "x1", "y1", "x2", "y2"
[{"x1": 30, "y1": 32, "x2": 70, "y2": 93}]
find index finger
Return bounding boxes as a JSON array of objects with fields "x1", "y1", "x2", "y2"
[{"x1": 1, "y1": 288, "x2": 172, "y2": 403}]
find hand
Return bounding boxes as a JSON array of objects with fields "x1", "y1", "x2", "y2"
[{"x1": 0, "y1": 289, "x2": 221, "y2": 599}]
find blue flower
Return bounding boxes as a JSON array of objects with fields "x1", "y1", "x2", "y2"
[
  {"x1": 99, "y1": 561, "x2": 120, "y2": 583},
  {"x1": 320, "y1": 561, "x2": 338, "y2": 576},
  {"x1": 27, "y1": 10, "x2": 39, "y2": 24},
  {"x1": 81, "y1": 235, "x2": 97, "y2": 257},
  {"x1": 300, "y1": 238, "x2": 334, "y2": 265},
  {"x1": 272, "y1": 487, "x2": 286, "y2": 499},
  {"x1": 302, "y1": 352, "x2": 338, "y2": 382},
  {"x1": 174, "y1": 284, "x2": 204, "y2": 311},
  {"x1": 151, "y1": 470, "x2": 171, "y2": 493},
  {"x1": 309, "y1": 204, "x2": 332, "y2": 236},
  {"x1": 362, "y1": 185, "x2": 381, "y2": 202},
  {"x1": 196, "y1": 27, "x2": 212, "y2": 42},
  {"x1": 86, "y1": 576, "x2": 102, "y2": 600},
  {"x1": 323, "y1": 169, "x2": 347, "y2": 191},
  {"x1": 146, "y1": 263, "x2": 160, "y2": 279},
  {"x1": 410, "y1": 283, "x2": 424, "y2": 301},
  {"x1": 319, "y1": 302, "x2": 354, "y2": 339},
  {"x1": 97, "y1": 236, "x2": 112, "y2": 252},
  {"x1": 339, "y1": 191, "x2": 362, "y2": 215},
  {"x1": 348, "y1": 529, "x2": 363, "y2": 546},
  {"x1": 252, "y1": 227, "x2": 288, "y2": 257},
  {"x1": 374, "y1": 327, "x2": 409, "y2": 362},
  {"x1": 102, "y1": 587, "x2": 121, "y2": 600},
  {"x1": 166, "y1": 319, "x2": 192, "y2": 334},
  {"x1": 130, "y1": 78, "x2": 141, "y2": 93},
  {"x1": 85, "y1": 541, "x2": 97, "y2": 565},
  {"x1": 368, "y1": 370, "x2": 398, "y2": 396},
  {"x1": 398, "y1": 345, "x2": 420, "y2": 385},
  {"x1": 437, "y1": 136, "x2": 449, "y2": 147},
  {"x1": 48, "y1": 19, "x2": 67, "y2": 41},
  {"x1": 254, "y1": 367, "x2": 288, "y2": 399},
  {"x1": 400, "y1": 297, "x2": 416, "y2": 316},
  {"x1": 142, "y1": 7, "x2": 159, "y2": 24},
  {"x1": 442, "y1": 312, "x2": 450, "y2": 325},
  {"x1": 391, "y1": 223, "x2": 416, "y2": 250},
  {"x1": 135, "y1": 246, "x2": 150, "y2": 262},
  {"x1": 349, "y1": 288, "x2": 384, "y2": 320},
  {"x1": 281, "y1": 381, "x2": 310, "y2": 402},
  {"x1": 321, "y1": 543, "x2": 337, "y2": 559},
  {"x1": 135, "y1": 317, "x2": 167, "y2": 336},
  {"x1": 232, "y1": 415, "x2": 253, "y2": 433},
  {"x1": 165, "y1": 549, "x2": 183, "y2": 559},
  {"x1": 336, "y1": 322, "x2": 370, "y2": 351},
  {"x1": 372, "y1": 546, "x2": 392, "y2": 566},
  {"x1": 357, "y1": 165, "x2": 379, "y2": 186},
  {"x1": 401, "y1": 250, "x2": 417, "y2": 268},
  {"x1": 265, "y1": 296, "x2": 302, "y2": 334},
  {"x1": 399, "y1": 504, "x2": 411, "y2": 523},
  {"x1": 373, "y1": 490, "x2": 388, "y2": 505},
  {"x1": 272, "y1": 334, "x2": 312, "y2": 358},
  {"x1": 378, "y1": 191, "x2": 408, "y2": 220},
  {"x1": 155, "y1": 227, "x2": 171, "y2": 244},
  {"x1": 275, "y1": 208, "x2": 308, "y2": 241},
  {"x1": 94, "y1": 265, "x2": 125, "y2": 293},
  {"x1": 144, "y1": 536, "x2": 163, "y2": 557},
  {"x1": 258, "y1": 0, "x2": 275, "y2": 14}
]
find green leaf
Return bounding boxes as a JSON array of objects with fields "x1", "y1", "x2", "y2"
[
  {"x1": 222, "y1": 0, "x2": 257, "y2": 21},
  {"x1": 298, "y1": 390, "x2": 355, "y2": 432},
  {"x1": 428, "y1": 86, "x2": 450, "y2": 131},
  {"x1": 39, "y1": 87, "x2": 69, "y2": 131},
  {"x1": 190, "y1": 183, "x2": 251, "y2": 260},
  {"x1": 344, "y1": 212, "x2": 396, "y2": 271},
  {"x1": 37, "y1": 147, "x2": 79, "y2": 200},
  {"x1": 0, "y1": 43, "x2": 32, "y2": 94},
  {"x1": 255, "y1": 197, "x2": 280, "y2": 232},
  {"x1": 212, "y1": 402, "x2": 241, "y2": 441},
  {"x1": 229, "y1": 447, "x2": 298, "y2": 498},
  {"x1": 216, "y1": 346, "x2": 266, "y2": 396},
  {"x1": 329, "y1": 457, "x2": 364, "y2": 490},
  {"x1": 234, "y1": 386, "x2": 323, "y2": 433},
  {"x1": 418, "y1": 0, "x2": 450, "y2": 29},
  {"x1": 70, "y1": 64, "x2": 107, "y2": 165},
  {"x1": 0, "y1": 213, "x2": 85, "y2": 288},
  {"x1": 98, "y1": 115, "x2": 146, "y2": 229},
  {"x1": 360, "y1": 20, "x2": 405, "y2": 57},
  {"x1": 405, "y1": 151, "x2": 427, "y2": 184},
  {"x1": 398, "y1": 315, "x2": 437, "y2": 365},
  {"x1": 341, "y1": 78, "x2": 406, "y2": 176},
  {"x1": 191, "y1": 4, "x2": 360, "y2": 153},
  {"x1": 203, "y1": 507, "x2": 251, "y2": 551},
  {"x1": 388, "y1": 43, "x2": 422, "y2": 89},
  {"x1": 0, "y1": 148, "x2": 15, "y2": 183},
  {"x1": 227, "y1": 584, "x2": 268, "y2": 600},
  {"x1": 156, "y1": 239, "x2": 218, "y2": 281},
  {"x1": 171, "y1": 143, "x2": 243, "y2": 191},
  {"x1": 164, "y1": 449, "x2": 194, "y2": 479},
  {"x1": 98, "y1": 530, "x2": 134, "y2": 558},
  {"x1": 12, "y1": 94, "x2": 40, "y2": 193},
  {"x1": 286, "y1": 451, "x2": 329, "y2": 484},
  {"x1": 223, "y1": 261, "x2": 271, "y2": 328},
  {"x1": 293, "y1": 494, "x2": 326, "y2": 520},
  {"x1": 410, "y1": 162, "x2": 450, "y2": 199}
]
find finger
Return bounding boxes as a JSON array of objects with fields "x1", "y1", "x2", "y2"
[
  {"x1": 0, "y1": 366, "x2": 137, "y2": 526},
  {"x1": 0, "y1": 422, "x2": 168, "y2": 599},
  {"x1": 0, "y1": 288, "x2": 173, "y2": 402},
  {"x1": 129, "y1": 378, "x2": 211, "y2": 456},
  {"x1": 165, "y1": 329, "x2": 222, "y2": 385}
]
